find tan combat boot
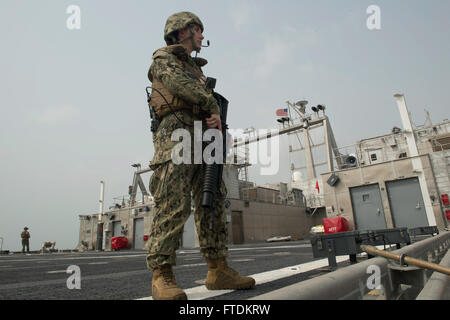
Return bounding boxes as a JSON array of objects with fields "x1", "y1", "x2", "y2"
[
  {"x1": 205, "y1": 257, "x2": 256, "y2": 290},
  {"x1": 152, "y1": 264, "x2": 187, "y2": 300}
]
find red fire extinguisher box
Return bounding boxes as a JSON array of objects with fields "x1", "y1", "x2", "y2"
[
  {"x1": 323, "y1": 217, "x2": 350, "y2": 234},
  {"x1": 111, "y1": 236, "x2": 128, "y2": 250}
]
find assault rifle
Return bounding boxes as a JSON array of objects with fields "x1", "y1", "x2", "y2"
[
  {"x1": 201, "y1": 77, "x2": 229, "y2": 230},
  {"x1": 145, "y1": 86, "x2": 160, "y2": 133}
]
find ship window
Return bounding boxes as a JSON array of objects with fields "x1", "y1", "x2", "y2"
[
  {"x1": 363, "y1": 194, "x2": 370, "y2": 202},
  {"x1": 370, "y1": 154, "x2": 377, "y2": 161},
  {"x1": 431, "y1": 134, "x2": 450, "y2": 151}
]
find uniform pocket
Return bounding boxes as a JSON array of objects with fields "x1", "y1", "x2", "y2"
[{"x1": 149, "y1": 162, "x2": 171, "y2": 201}]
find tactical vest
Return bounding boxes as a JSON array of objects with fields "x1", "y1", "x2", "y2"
[{"x1": 149, "y1": 45, "x2": 207, "y2": 118}]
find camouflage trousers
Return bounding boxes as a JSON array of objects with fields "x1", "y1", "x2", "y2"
[
  {"x1": 22, "y1": 240, "x2": 29, "y2": 253},
  {"x1": 146, "y1": 161, "x2": 228, "y2": 270}
]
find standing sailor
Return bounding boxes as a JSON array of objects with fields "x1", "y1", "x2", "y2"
[{"x1": 145, "y1": 11, "x2": 255, "y2": 300}]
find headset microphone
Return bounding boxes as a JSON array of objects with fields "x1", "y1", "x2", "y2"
[{"x1": 202, "y1": 40, "x2": 210, "y2": 47}]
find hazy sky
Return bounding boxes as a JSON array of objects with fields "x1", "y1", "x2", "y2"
[{"x1": 1, "y1": 1, "x2": 449, "y2": 251}]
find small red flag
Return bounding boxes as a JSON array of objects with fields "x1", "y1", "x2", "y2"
[{"x1": 315, "y1": 180, "x2": 320, "y2": 193}]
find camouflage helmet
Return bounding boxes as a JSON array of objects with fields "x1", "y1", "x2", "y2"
[{"x1": 164, "y1": 12, "x2": 204, "y2": 44}]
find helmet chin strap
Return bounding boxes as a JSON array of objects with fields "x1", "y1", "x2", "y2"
[
  {"x1": 178, "y1": 25, "x2": 202, "y2": 53},
  {"x1": 189, "y1": 25, "x2": 201, "y2": 53}
]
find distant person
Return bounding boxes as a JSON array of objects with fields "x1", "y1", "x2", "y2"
[
  {"x1": 41, "y1": 241, "x2": 56, "y2": 253},
  {"x1": 21, "y1": 227, "x2": 30, "y2": 253}
]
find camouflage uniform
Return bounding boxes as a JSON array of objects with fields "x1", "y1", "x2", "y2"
[
  {"x1": 21, "y1": 228, "x2": 30, "y2": 253},
  {"x1": 145, "y1": 44, "x2": 228, "y2": 270}
]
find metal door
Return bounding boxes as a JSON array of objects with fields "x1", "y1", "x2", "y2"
[
  {"x1": 386, "y1": 177, "x2": 429, "y2": 228},
  {"x1": 133, "y1": 218, "x2": 144, "y2": 249},
  {"x1": 350, "y1": 184, "x2": 387, "y2": 230},
  {"x1": 112, "y1": 221, "x2": 122, "y2": 237}
]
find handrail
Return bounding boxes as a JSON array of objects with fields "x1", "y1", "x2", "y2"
[
  {"x1": 251, "y1": 231, "x2": 450, "y2": 300},
  {"x1": 360, "y1": 244, "x2": 450, "y2": 276},
  {"x1": 416, "y1": 249, "x2": 450, "y2": 300}
]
